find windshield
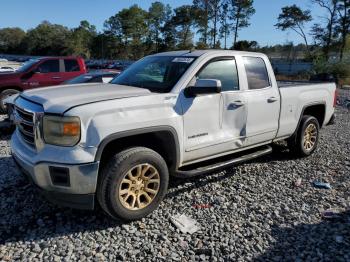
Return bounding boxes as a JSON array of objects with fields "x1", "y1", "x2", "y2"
[
  {"x1": 16, "y1": 59, "x2": 40, "y2": 72},
  {"x1": 111, "y1": 56, "x2": 196, "y2": 92}
]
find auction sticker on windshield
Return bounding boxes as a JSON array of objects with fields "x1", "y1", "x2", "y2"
[{"x1": 172, "y1": 57, "x2": 195, "y2": 63}]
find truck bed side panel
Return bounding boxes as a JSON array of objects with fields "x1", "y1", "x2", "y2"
[{"x1": 277, "y1": 83, "x2": 335, "y2": 138}]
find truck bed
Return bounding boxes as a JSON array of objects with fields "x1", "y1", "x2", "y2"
[
  {"x1": 276, "y1": 80, "x2": 336, "y2": 139},
  {"x1": 277, "y1": 81, "x2": 334, "y2": 88}
]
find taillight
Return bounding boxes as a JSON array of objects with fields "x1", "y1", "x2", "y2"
[{"x1": 333, "y1": 89, "x2": 338, "y2": 108}]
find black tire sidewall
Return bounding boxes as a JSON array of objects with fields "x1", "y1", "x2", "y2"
[
  {"x1": 297, "y1": 116, "x2": 320, "y2": 156},
  {"x1": 106, "y1": 149, "x2": 169, "y2": 220}
]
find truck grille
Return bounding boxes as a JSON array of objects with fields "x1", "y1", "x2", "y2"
[
  {"x1": 15, "y1": 106, "x2": 35, "y2": 146},
  {"x1": 13, "y1": 97, "x2": 44, "y2": 150}
]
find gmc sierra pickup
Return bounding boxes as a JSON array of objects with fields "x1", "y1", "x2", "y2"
[{"x1": 11, "y1": 50, "x2": 336, "y2": 220}]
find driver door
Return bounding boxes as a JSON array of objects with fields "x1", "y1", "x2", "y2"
[
  {"x1": 182, "y1": 57, "x2": 247, "y2": 163},
  {"x1": 25, "y1": 59, "x2": 61, "y2": 88}
]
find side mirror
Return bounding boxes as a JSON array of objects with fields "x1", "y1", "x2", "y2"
[{"x1": 185, "y1": 79, "x2": 222, "y2": 97}]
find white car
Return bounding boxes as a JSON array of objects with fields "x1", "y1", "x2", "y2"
[
  {"x1": 11, "y1": 50, "x2": 336, "y2": 221},
  {"x1": 0, "y1": 66, "x2": 15, "y2": 72}
]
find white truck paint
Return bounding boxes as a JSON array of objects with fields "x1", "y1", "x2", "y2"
[{"x1": 10, "y1": 50, "x2": 336, "y2": 214}]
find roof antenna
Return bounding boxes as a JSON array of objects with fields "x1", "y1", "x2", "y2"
[{"x1": 189, "y1": 48, "x2": 195, "y2": 53}]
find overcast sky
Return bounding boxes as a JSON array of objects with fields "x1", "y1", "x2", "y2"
[{"x1": 0, "y1": 0, "x2": 326, "y2": 46}]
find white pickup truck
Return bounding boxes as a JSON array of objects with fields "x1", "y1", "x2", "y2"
[{"x1": 11, "y1": 50, "x2": 336, "y2": 220}]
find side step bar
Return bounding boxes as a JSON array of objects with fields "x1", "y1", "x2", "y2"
[{"x1": 174, "y1": 145, "x2": 272, "y2": 178}]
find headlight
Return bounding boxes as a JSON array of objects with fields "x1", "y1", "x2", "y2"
[{"x1": 43, "y1": 115, "x2": 81, "y2": 146}]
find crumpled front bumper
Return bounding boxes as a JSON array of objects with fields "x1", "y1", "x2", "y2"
[
  {"x1": 11, "y1": 132, "x2": 100, "y2": 210},
  {"x1": 12, "y1": 152, "x2": 99, "y2": 210}
]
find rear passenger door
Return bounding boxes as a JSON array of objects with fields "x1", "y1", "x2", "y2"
[
  {"x1": 243, "y1": 56, "x2": 280, "y2": 145},
  {"x1": 218, "y1": 58, "x2": 248, "y2": 149},
  {"x1": 62, "y1": 59, "x2": 82, "y2": 82}
]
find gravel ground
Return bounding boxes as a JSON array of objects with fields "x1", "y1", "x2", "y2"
[{"x1": 0, "y1": 109, "x2": 349, "y2": 261}]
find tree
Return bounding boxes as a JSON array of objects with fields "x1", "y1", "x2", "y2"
[
  {"x1": 90, "y1": 33, "x2": 124, "y2": 59},
  {"x1": 148, "y1": 2, "x2": 172, "y2": 52},
  {"x1": 160, "y1": 7, "x2": 176, "y2": 51},
  {"x1": 193, "y1": 0, "x2": 210, "y2": 47},
  {"x1": 219, "y1": 2, "x2": 231, "y2": 49},
  {"x1": 67, "y1": 20, "x2": 96, "y2": 58},
  {"x1": 0, "y1": 27, "x2": 26, "y2": 54},
  {"x1": 209, "y1": 0, "x2": 221, "y2": 47},
  {"x1": 228, "y1": 0, "x2": 255, "y2": 48},
  {"x1": 172, "y1": 5, "x2": 197, "y2": 49},
  {"x1": 234, "y1": 40, "x2": 258, "y2": 50},
  {"x1": 25, "y1": 21, "x2": 71, "y2": 56},
  {"x1": 193, "y1": 0, "x2": 222, "y2": 48},
  {"x1": 104, "y1": 5, "x2": 148, "y2": 59},
  {"x1": 336, "y1": 0, "x2": 350, "y2": 60},
  {"x1": 275, "y1": 5, "x2": 312, "y2": 56},
  {"x1": 311, "y1": 0, "x2": 339, "y2": 59}
]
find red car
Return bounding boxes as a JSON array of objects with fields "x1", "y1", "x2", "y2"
[{"x1": 0, "y1": 56, "x2": 86, "y2": 112}]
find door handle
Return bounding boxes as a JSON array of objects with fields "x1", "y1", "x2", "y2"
[
  {"x1": 267, "y1": 97, "x2": 278, "y2": 103},
  {"x1": 229, "y1": 100, "x2": 245, "y2": 108},
  {"x1": 52, "y1": 76, "x2": 61, "y2": 79}
]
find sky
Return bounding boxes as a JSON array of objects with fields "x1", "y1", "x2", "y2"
[{"x1": 0, "y1": 0, "x2": 326, "y2": 47}]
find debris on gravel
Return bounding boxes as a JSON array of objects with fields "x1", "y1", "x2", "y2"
[
  {"x1": 0, "y1": 108, "x2": 349, "y2": 261},
  {"x1": 170, "y1": 214, "x2": 200, "y2": 234}
]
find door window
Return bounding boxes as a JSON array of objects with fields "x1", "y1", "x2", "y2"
[
  {"x1": 197, "y1": 59, "x2": 239, "y2": 92},
  {"x1": 37, "y1": 60, "x2": 59, "y2": 73},
  {"x1": 64, "y1": 59, "x2": 80, "y2": 72},
  {"x1": 243, "y1": 57, "x2": 270, "y2": 90}
]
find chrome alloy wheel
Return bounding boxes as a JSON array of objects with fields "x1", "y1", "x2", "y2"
[{"x1": 118, "y1": 163, "x2": 160, "y2": 210}]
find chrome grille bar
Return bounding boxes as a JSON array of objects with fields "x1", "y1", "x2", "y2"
[{"x1": 13, "y1": 97, "x2": 44, "y2": 151}]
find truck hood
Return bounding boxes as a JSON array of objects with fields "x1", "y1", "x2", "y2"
[{"x1": 20, "y1": 83, "x2": 151, "y2": 114}]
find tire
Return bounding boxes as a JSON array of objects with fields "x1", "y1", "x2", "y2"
[
  {"x1": 0, "y1": 89, "x2": 20, "y2": 114},
  {"x1": 97, "y1": 147, "x2": 169, "y2": 221},
  {"x1": 287, "y1": 115, "x2": 320, "y2": 157}
]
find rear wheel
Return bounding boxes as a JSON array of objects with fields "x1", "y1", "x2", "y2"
[
  {"x1": 0, "y1": 89, "x2": 20, "y2": 114},
  {"x1": 287, "y1": 115, "x2": 320, "y2": 157},
  {"x1": 97, "y1": 147, "x2": 169, "y2": 221}
]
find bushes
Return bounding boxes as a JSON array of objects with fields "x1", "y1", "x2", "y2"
[{"x1": 312, "y1": 55, "x2": 350, "y2": 85}]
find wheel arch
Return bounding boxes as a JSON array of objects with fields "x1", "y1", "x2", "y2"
[
  {"x1": 0, "y1": 86, "x2": 23, "y2": 92},
  {"x1": 293, "y1": 102, "x2": 326, "y2": 136},
  {"x1": 95, "y1": 126, "x2": 181, "y2": 172}
]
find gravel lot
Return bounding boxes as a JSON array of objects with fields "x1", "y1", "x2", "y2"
[{"x1": 0, "y1": 108, "x2": 349, "y2": 261}]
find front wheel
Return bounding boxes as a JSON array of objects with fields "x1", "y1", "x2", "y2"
[
  {"x1": 287, "y1": 115, "x2": 320, "y2": 157},
  {"x1": 97, "y1": 147, "x2": 169, "y2": 221}
]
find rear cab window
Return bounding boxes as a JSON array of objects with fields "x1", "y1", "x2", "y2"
[
  {"x1": 243, "y1": 57, "x2": 270, "y2": 90},
  {"x1": 64, "y1": 59, "x2": 80, "y2": 72}
]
